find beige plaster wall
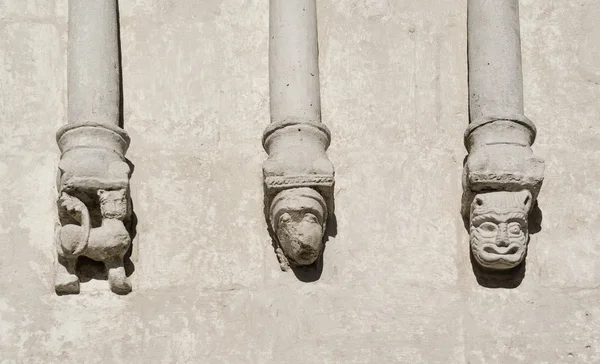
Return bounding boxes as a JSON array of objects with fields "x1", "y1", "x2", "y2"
[{"x1": 1, "y1": 0, "x2": 599, "y2": 363}]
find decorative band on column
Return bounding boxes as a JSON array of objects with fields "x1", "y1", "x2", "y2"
[
  {"x1": 263, "y1": 121, "x2": 333, "y2": 194},
  {"x1": 464, "y1": 114, "x2": 537, "y2": 148},
  {"x1": 57, "y1": 122, "x2": 130, "y2": 155},
  {"x1": 262, "y1": 120, "x2": 331, "y2": 146}
]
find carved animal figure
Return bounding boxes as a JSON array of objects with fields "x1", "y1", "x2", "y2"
[
  {"x1": 55, "y1": 189, "x2": 131, "y2": 294},
  {"x1": 270, "y1": 187, "x2": 327, "y2": 268},
  {"x1": 469, "y1": 190, "x2": 532, "y2": 270}
]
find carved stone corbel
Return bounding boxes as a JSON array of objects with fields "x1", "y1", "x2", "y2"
[
  {"x1": 463, "y1": 0, "x2": 545, "y2": 270},
  {"x1": 263, "y1": 0, "x2": 334, "y2": 270},
  {"x1": 55, "y1": 0, "x2": 133, "y2": 295}
]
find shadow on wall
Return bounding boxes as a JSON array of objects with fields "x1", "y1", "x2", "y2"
[
  {"x1": 116, "y1": 2, "x2": 124, "y2": 129},
  {"x1": 290, "y1": 212, "x2": 337, "y2": 282}
]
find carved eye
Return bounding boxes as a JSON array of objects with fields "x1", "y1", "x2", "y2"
[
  {"x1": 508, "y1": 222, "x2": 523, "y2": 236},
  {"x1": 280, "y1": 213, "x2": 291, "y2": 223},
  {"x1": 303, "y1": 213, "x2": 319, "y2": 224},
  {"x1": 478, "y1": 222, "x2": 498, "y2": 238}
]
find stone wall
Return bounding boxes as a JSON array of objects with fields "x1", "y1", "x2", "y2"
[{"x1": 1, "y1": 0, "x2": 600, "y2": 362}]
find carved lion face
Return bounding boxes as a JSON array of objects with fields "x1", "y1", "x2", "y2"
[
  {"x1": 98, "y1": 189, "x2": 128, "y2": 220},
  {"x1": 470, "y1": 190, "x2": 532, "y2": 270},
  {"x1": 271, "y1": 188, "x2": 327, "y2": 266},
  {"x1": 276, "y1": 210, "x2": 323, "y2": 266}
]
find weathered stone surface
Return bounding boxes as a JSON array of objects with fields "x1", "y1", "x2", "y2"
[
  {"x1": 521, "y1": 0, "x2": 600, "y2": 291},
  {"x1": 1, "y1": 0, "x2": 599, "y2": 362},
  {"x1": 130, "y1": 150, "x2": 266, "y2": 291},
  {"x1": 0, "y1": 0, "x2": 57, "y2": 19},
  {"x1": 0, "y1": 22, "x2": 64, "y2": 156},
  {"x1": 463, "y1": 287, "x2": 600, "y2": 364}
]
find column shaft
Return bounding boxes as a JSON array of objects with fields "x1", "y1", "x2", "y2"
[
  {"x1": 68, "y1": 0, "x2": 121, "y2": 126},
  {"x1": 269, "y1": 0, "x2": 321, "y2": 124},
  {"x1": 468, "y1": 0, "x2": 524, "y2": 122}
]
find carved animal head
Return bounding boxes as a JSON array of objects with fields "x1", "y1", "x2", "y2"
[
  {"x1": 470, "y1": 190, "x2": 532, "y2": 270},
  {"x1": 98, "y1": 189, "x2": 129, "y2": 220},
  {"x1": 270, "y1": 188, "x2": 327, "y2": 266}
]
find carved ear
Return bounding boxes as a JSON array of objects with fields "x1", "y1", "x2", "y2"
[{"x1": 520, "y1": 190, "x2": 533, "y2": 212}]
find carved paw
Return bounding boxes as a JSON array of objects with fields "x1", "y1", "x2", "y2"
[
  {"x1": 55, "y1": 272, "x2": 80, "y2": 295},
  {"x1": 107, "y1": 266, "x2": 131, "y2": 295}
]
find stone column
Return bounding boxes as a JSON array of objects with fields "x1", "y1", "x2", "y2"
[
  {"x1": 263, "y1": 0, "x2": 334, "y2": 270},
  {"x1": 269, "y1": 0, "x2": 321, "y2": 125},
  {"x1": 67, "y1": 0, "x2": 121, "y2": 127},
  {"x1": 468, "y1": 0, "x2": 524, "y2": 123},
  {"x1": 463, "y1": 0, "x2": 545, "y2": 271},
  {"x1": 54, "y1": 0, "x2": 132, "y2": 295}
]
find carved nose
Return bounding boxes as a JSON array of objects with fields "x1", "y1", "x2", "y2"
[{"x1": 496, "y1": 224, "x2": 509, "y2": 247}]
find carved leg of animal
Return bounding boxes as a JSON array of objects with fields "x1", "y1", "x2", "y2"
[
  {"x1": 54, "y1": 225, "x2": 82, "y2": 294},
  {"x1": 55, "y1": 255, "x2": 79, "y2": 295},
  {"x1": 105, "y1": 259, "x2": 131, "y2": 294}
]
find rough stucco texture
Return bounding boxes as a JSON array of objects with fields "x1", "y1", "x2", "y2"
[{"x1": 1, "y1": 0, "x2": 600, "y2": 363}]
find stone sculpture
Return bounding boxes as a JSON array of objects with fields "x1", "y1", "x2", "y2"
[
  {"x1": 55, "y1": 0, "x2": 133, "y2": 294},
  {"x1": 263, "y1": 0, "x2": 334, "y2": 270},
  {"x1": 463, "y1": 0, "x2": 544, "y2": 270},
  {"x1": 469, "y1": 190, "x2": 532, "y2": 270}
]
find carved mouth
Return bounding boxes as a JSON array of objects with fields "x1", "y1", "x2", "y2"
[
  {"x1": 277, "y1": 233, "x2": 322, "y2": 266},
  {"x1": 476, "y1": 243, "x2": 525, "y2": 268},
  {"x1": 288, "y1": 244, "x2": 319, "y2": 266},
  {"x1": 297, "y1": 246, "x2": 318, "y2": 259},
  {"x1": 483, "y1": 245, "x2": 520, "y2": 255}
]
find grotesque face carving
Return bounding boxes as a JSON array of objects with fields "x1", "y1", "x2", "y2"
[
  {"x1": 98, "y1": 189, "x2": 129, "y2": 220},
  {"x1": 271, "y1": 188, "x2": 327, "y2": 266},
  {"x1": 470, "y1": 190, "x2": 532, "y2": 270}
]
